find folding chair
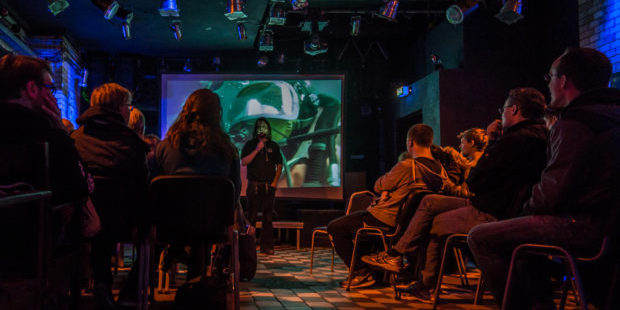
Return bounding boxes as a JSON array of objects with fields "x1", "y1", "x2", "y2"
[
  {"x1": 310, "y1": 190, "x2": 375, "y2": 274},
  {"x1": 347, "y1": 190, "x2": 432, "y2": 291},
  {"x1": 430, "y1": 233, "x2": 486, "y2": 309},
  {"x1": 150, "y1": 175, "x2": 240, "y2": 310}
]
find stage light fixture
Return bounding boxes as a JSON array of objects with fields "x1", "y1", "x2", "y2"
[
  {"x1": 225, "y1": 0, "x2": 247, "y2": 21},
  {"x1": 159, "y1": 0, "x2": 180, "y2": 17},
  {"x1": 91, "y1": 0, "x2": 119, "y2": 19},
  {"x1": 396, "y1": 85, "x2": 412, "y2": 97},
  {"x1": 304, "y1": 33, "x2": 327, "y2": 56},
  {"x1": 116, "y1": 7, "x2": 133, "y2": 40},
  {"x1": 171, "y1": 20, "x2": 182, "y2": 40},
  {"x1": 78, "y1": 69, "x2": 88, "y2": 88},
  {"x1": 445, "y1": 0, "x2": 480, "y2": 25},
  {"x1": 48, "y1": 0, "x2": 69, "y2": 16},
  {"x1": 375, "y1": 0, "x2": 399, "y2": 22},
  {"x1": 237, "y1": 23, "x2": 247, "y2": 40},
  {"x1": 258, "y1": 29, "x2": 274, "y2": 52},
  {"x1": 257, "y1": 55, "x2": 269, "y2": 68},
  {"x1": 495, "y1": 0, "x2": 523, "y2": 24},
  {"x1": 268, "y1": 3, "x2": 287, "y2": 25},
  {"x1": 350, "y1": 16, "x2": 361, "y2": 36},
  {"x1": 291, "y1": 0, "x2": 308, "y2": 11},
  {"x1": 183, "y1": 58, "x2": 192, "y2": 72}
]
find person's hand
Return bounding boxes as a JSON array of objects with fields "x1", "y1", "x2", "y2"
[
  {"x1": 486, "y1": 119, "x2": 502, "y2": 141},
  {"x1": 256, "y1": 138, "x2": 267, "y2": 151},
  {"x1": 40, "y1": 92, "x2": 63, "y2": 127},
  {"x1": 380, "y1": 191, "x2": 389, "y2": 201}
]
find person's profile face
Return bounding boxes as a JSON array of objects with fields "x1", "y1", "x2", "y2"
[
  {"x1": 547, "y1": 57, "x2": 566, "y2": 109},
  {"x1": 34, "y1": 72, "x2": 57, "y2": 110},
  {"x1": 460, "y1": 137, "x2": 474, "y2": 157}
]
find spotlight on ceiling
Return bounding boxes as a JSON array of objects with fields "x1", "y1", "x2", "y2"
[
  {"x1": 225, "y1": 0, "x2": 247, "y2": 21},
  {"x1": 257, "y1": 55, "x2": 269, "y2": 68},
  {"x1": 445, "y1": 0, "x2": 480, "y2": 25},
  {"x1": 268, "y1": 2, "x2": 287, "y2": 25},
  {"x1": 350, "y1": 15, "x2": 361, "y2": 36},
  {"x1": 291, "y1": 0, "x2": 308, "y2": 11},
  {"x1": 171, "y1": 20, "x2": 182, "y2": 40},
  {"x1": 183, "y1": 58, "x2": 192, "y2": 72},
  {"x1": 375, "y1": 0, "x2": 399, "y2": 22},
  {"x1": 91, "y1": 0, "x2": 119, "y2": 19},
  {"x1": 116, "y1": 7, "x2": 133, "y2": 40},
  {"x1": 48, "y1": 0, "x2": 69, "y2": 16},
  {"x1": 304, "y1": 33, "x2": 328, "y2": 56},
  {"x1": 495, "y1": 0, "x2": 523, "y2": 24},
  {"x1": 237, "y1": 23, "x2": 247, "y2": 40},
  {"x1": 159, "y1": 0, "x2": 180, "y2": 17},
  {"x1": 258, "y1": 29, "x2": 274, "y2": 52}
]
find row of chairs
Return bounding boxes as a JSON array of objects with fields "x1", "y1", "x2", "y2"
[{"x1": 310, "y1": 189, "x2": 619, "y2": 310}]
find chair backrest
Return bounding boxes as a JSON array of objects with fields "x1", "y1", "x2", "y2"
[
  {"x1": 150, "y1": 175, "x2": 236, "y2": 245},
  {"x1": 345, "y1": 190, "x2": 375, "y2": 215},
  {"x1": 0, "y1": 142, "x2": 49, "y2": 190},
  {"x1": 393, "y1": 190, "x2": 434, "y2": 237}
]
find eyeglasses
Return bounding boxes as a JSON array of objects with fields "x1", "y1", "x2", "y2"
[
  {"x1": 40, "y1": 83, "x2": 57, "y2": 95},
  {"x1": 544, "y1": 73, "x2": 559, "y2": 83},
  {"x1": 498, "y1": 105, "x2": 513, "y2": 115}
]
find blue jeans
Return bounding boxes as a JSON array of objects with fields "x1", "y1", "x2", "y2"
[{"x1": 467, "y1": 215, "x2": 604, "y2": 309}]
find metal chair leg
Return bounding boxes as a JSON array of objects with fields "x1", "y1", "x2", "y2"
[
  {"x1": 346, "y1": 231, "x2": 362, "y2": 291},
  {"x1": 474, "y1": 276, "x2": 485, "y2": 305},
  {"x1": 310, "y1": 230, "x2": 317, "y2": 274},
  {"x1": 432, "y1": 236, "x2": 454, "y2": 309}
]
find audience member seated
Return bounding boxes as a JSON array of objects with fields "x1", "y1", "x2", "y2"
[
  {"x1": 363, "y1": 87, "x2": 548, "y2": 302},
  {"x1": 468, "y1": 47, "x2": 620, "y2": 309},
  {"x1": 0, "y1": 54, "x2": 90, "y2": 308},
  {"x1": 128, "y1": 106, "x2": 146, "y2": 138},
  {"x1": 153, "y1": 88, "x2": 241, "y2": 280},
  {"x1": 72, "y1": 83, "x2": 149, "y2": 308},
  {"x1": 327, "y1": 124, "x2": 447, "y2": 289}
]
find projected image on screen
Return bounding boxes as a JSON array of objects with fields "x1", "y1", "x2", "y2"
[{"x1": 161, "y1": 75, "x2": 343, "y2": 199}]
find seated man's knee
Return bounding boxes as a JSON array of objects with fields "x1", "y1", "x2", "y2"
[{"x1": 467, "y1": 223, "x2": 490, "y2": 251}]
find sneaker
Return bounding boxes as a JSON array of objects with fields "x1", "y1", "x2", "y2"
[
  {"x1": 361, "y1": 251, "x2": 403, "y2": 273},
  {"x1": 401, "y1": 282, "x2": 434, "y2": 303},
  {"x1": 339, "y1": 272, "x2": 376, "y2": 289}
]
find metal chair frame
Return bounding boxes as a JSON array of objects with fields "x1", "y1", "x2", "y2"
[{"x1": 309, "y1": 190, "x2": 375, "y2": 274}]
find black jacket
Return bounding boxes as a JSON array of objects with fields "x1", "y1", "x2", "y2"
[
  {"x1": 72, "y1": 106, "x2": 149, "y2": 230},
  {"x1": 525, "y1": 88, "x2": 620, "y2": 217},
  {"x1": 0, "y1": 102, "x2": 88, "y2": 206},
  {"x1": 467, "y1": 118, "x2": 548, "y2": 220}
]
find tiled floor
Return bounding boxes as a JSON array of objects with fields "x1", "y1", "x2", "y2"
[{"x1": 239, "y1": 245, "x2": 499, "y2": 310}]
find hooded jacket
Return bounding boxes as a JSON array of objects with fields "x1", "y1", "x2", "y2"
[
  {"x1": 524, "y1": 88, "x2": 620, "y2": 217},
  {"x1": 72, "y1": 106, "x2": 149, "y2": 230},
  {"x1": 368, "y1": 157, "x2": 447, "y2": 227}
]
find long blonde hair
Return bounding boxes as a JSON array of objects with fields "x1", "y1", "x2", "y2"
[{"x1": 166, "y1": 89, "x2": 237, "y2": 160}]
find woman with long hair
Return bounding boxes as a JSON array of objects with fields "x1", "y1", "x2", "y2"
[{"x1": 154, "y1": 88, "x2": 241, "y2": 279}]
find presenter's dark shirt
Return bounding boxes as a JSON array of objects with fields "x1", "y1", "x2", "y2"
[{"x1": 241, "y1": 138, "x2": 283, "y2": 182}]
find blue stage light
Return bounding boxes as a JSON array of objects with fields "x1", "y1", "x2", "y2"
[
  {"x1": 159, "y1": 0, "x2": 180, "y2": 17},
  {"x1": 376, "y1": 0, "x2": 399, "y2": 22}
]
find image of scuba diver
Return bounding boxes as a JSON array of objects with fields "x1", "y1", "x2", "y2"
[{"x1": 225, "y1": 80, "x2": 341, "y2": 188}]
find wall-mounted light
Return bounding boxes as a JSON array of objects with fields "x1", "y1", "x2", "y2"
[
  {"x1": 90, "y1": 0, "x2": 119, "y2": 19},
  {"x1": 48, "y1": 0, "x2": 69, "y2": 16},
  {"x1": 159, "y1": 0, "x2": 180, "y2": 17},
  {"x1": 304, "y1": 33, "x2": 327, "y2": 56},
  {"x1": 268, "y1": 3, "x2": 287, "y2": 25},
  {"x1": 116, "y1": 7, "x2": 133, "y2": 40},
  {"x1": 496, "y1": 0, "x2": 523, "y2": 25},
  {"x1": 225, "y1": 0, "x2": 247, "y2": 21}
]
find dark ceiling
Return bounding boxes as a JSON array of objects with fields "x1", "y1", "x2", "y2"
[{"x1": 4, "y1": 0, "x2": 454, "y2": 56}]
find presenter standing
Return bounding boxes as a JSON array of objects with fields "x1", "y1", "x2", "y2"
[{"x1": 241, "y1": 118, "x2": 283, "y2": 255}]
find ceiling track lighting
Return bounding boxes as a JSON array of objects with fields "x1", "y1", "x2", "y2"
[
  {"x1": 225, "y1": 0, "x2": 247, "y2": 21},
  {"x1": 171, "y1": 20, "x2": 182, "y2": 40},
  {"x1": 116, "y1": 7, "x2": 133, "y2": 40},
  {"x1": 91, "y1": 0, "x2": 119, "y2": 19},
  {"x1": 291, "y1": 0, "x2": 308, "y2": 11},
  {"x1": 237, "y1": 23, "x2": 247, "y2": 40},
  {"x1": 268, "y1": 2, "x2": 287, "y2": 25},
  {"x1": 445, "y1": 0, "x2": 480, "y2": 24},
  {"x1": 48, "y1": 0, "x2": 69, "y2": 16},
  {"x1": 496, "y1": 0, "x2": 523, "y2": 24},
  {"x1": 159, "y1": 0, "x2": 180, "y2": 17},
  {"x1": 350, "y1": 15, "x2": 361, "y2": 36},
  {"x1": 375, "y1": 0, "x2": 399, "y2": 22}
]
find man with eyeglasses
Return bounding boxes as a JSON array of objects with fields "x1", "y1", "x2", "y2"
[
  {"x1": 469, "y1": 48, "x2": 620, "y2": 309},
  {"x1": 362, "y1": 87, "x2": 548, "y2": 302},
  {"x1": 0, "y1": 54, "x2": 90, "y2": 307}
]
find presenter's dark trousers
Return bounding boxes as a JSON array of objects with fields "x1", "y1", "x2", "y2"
[{"x1": 247, "y1": 181, "x2": 276, "y2": 253}]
